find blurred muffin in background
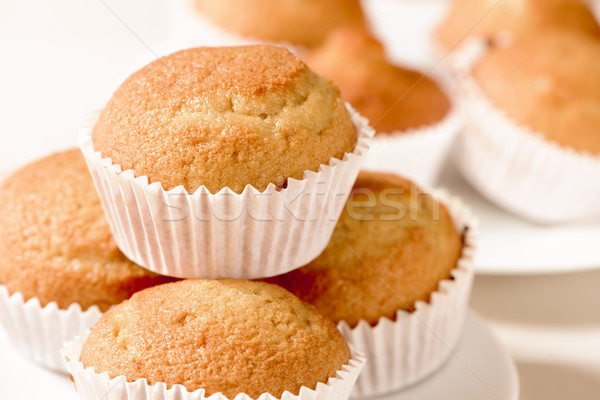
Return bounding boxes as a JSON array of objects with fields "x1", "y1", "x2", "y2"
[
  {"x1": 306, "y1": 27, "x2": 450, "y2": 133},
  {"x1": 435, "y1": 0, "x2": 600, "y2": 51},
  {"x1": 189, "y1": 0, "x2": 365, "y2": 48},
  {"x1": 305, "y1": 27, "x2": 460, "y2": 185},
  {"x1": 472, "y1": 29, "x2": 600, "y2": 153},
  {"x1": 456, "y1": 28, "x2": 600, "y2": 223},
  {"x1": 0, "y1": 149, "x2": 174, "y2": 371}
]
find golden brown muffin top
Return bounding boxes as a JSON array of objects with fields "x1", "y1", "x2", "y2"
[
  {"x1": 266, "y1": 171, "x2": 463, "y2": 328},
  {"x1": 305, "y1": 28, "x2": 450, "y2": 134},
  {"x1": 192, "y1": 0, "x2": 365, "y2": 48},
  {"x1": 92, "y1": 46, "x2": 357, "y2": 194},
  {"x1": 473, "y1": 29, "x2": 600, "y2": 154},
  {"x1": 80, "y1": 279, "x2": 351, "y2": 398},
  {"x1": 435, "y1": 0, "x2": 600, "y2": 51},
  {"x1": 0, "y1": 150, "x2": 173, "y2": 311}
]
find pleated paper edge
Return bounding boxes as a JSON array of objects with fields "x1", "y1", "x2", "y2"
[
  {"x1": 336, "y1": 190, "x2": 478, "y2": 397},
  {"x1": 62, "y1": 333, "x2": 366, "y2": 400},
  {"x1": 0, "y1": 285, "x2": 102, "y2": 373}
]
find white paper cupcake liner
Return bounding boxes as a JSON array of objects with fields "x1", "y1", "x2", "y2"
[
  {"x1": 337, "y1": 190, "x2": 477, "y2": 397},
  {"x1": 361, "y1": 102, "x2": 462, "y2": 187},
  {"x1": 170, "y1": 0, "x2": 302, "y2": 54},
  {"x1": 80, "y1": 105, "x2": 373, "y2": 279},
  {"x1": 63, "y1": 333, "x2": 366, "y2": 400},
  {"x1": 0, "y1": 285, "x2": 102, "y2": 373},
  {"x1": 454, "y1": 42, "x2": 600, "y2": 224}
]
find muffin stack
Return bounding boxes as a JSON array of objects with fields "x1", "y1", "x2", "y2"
[{"x1": 1, "y1": 40, "x2": 478, "y2": 400}]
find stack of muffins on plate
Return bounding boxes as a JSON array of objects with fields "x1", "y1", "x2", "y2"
[
  {"x1": 1, "y1": 37, "x2": 479, "y2": 400},
  {"x1": 433, "y1": 0, "x2": 600, "y2": 223}
]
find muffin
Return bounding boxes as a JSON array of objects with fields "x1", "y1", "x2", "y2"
[
  {"x1": 306, "y1": 28, "x2": 460, "y2": 185},
  {"x1": 82, "y1": 45, "x2": 373, "y2": 279},
  {"x1": 175, "y1": 0, "x2": 365, "y2": 49},
  {"x1": 267, "y1": 171, "x2": 476, "y2": 396},
  {"x1": 435, "y1": 0, "x2": 600, "y2": 52},
  {"x1": 456, "y1": 28, "x2": 600, "y2": 222},
  {"x1": 0, "y1": 149, "x2": 173, "y2": 372},
  {"x1": 64, "y1": 279, "x2": 365, "y2": 400}
]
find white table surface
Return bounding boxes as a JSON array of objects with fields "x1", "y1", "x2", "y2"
[{"x1": 1, "y1": 1, "x2": 600, "y2": 399}]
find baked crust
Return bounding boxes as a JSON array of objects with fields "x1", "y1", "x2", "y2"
[
  {"x1": 80, "y1": 279, "x2": 351, "y2": 398},
  {"x1": 92, "y1": 46, "x2": 357, "y2": 193}
]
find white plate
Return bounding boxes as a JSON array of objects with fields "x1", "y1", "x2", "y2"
[
  {"x1": 438, "y1": 162, "x2": 600, "y2": 275},
  {"x1": 380, "y1": 312, "x2": 519, "y2": 400},
  {"x1": 0, "y1": 312, "x2": 517, "y2": 399}
]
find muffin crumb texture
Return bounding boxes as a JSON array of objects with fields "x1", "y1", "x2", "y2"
[
  {"x1": 0, "y1": 149, "x2": 172, "y2": 311},
  {"x1": 92, "y1": 45, "x2": 357, "y2": 194},
  {"x1": 80, "y1": 279, "x2": 351, "y2": 398},
  {"x1": 267, "y1": 171, "x2": 463, "y2": 328}
]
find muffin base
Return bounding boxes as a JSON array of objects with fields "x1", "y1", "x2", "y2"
[
  {"x1": 80, "y1": 105, "x2": 373, "y2": 279},
  {"x1": 0, "y1": 286, "x2": 102, "y2": 373},
  {"x1": 337, "y1": 190, "x2": 477, "y2": 398},
  {"x1": 62, "y1": 336, "x2": 366, "y2": 400}
]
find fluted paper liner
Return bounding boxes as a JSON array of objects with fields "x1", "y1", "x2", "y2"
[
  {"x1": 62, "y1": 334, "x2": 366, "y2": 400},
  {"x1": 454, "y1": 40, "x2": 600, "y2": 223},
  {"x1": 80, "y1": 105, "x2": 373, "y2": 279},
  {"x1": 0, "y1": 285, "x2": 102, "y2": 373},
  {"x1": 337, "y1": 191, "x2": 477, "y2": 398},
  {"x1": 361, "y1": 103, "x2": 462, "y2": 186}
]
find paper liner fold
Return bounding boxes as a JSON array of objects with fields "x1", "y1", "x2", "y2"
[
  {"x1": 336, "y1": 191, "x2": 477, "y2": 397},
  {"x1": 361, "y1": 103, "x2": 462, "y2": 186},
  {"x1": 0, "y1": 285, "x2": 102, "y2": 373},
  {"x1": 454, "y1": 41, "x2": 600, "y2": 223},
  {"x1": 80, "y1": 105, "x2": 373, "y2": 279},
  {"x1": 63, "y1": 334, "x2": 366, "y2": 400}
]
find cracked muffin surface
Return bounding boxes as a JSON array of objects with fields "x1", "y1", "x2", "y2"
[
  {"x1": 80, "y1": 279, "x2": 351, "y2": 398},
  {"x1": 0, "y1": 149, "x2": 173, "y2": 311},
  {"x1": 92, "y1": 45, "x2": 357, "y2": 194}
]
